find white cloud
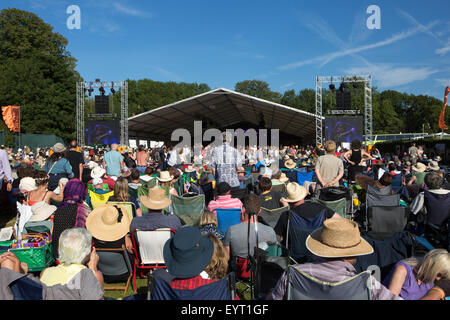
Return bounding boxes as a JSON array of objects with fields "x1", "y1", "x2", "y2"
[
  {"x1": 436, "y1": 79, "x2": 450, "y2": 87},
  {"x1": 279, "y1": 82, "x2": 295, "y2": 90},
  {"x1": 154, "y1": 67, "x2": 182, "y2": 82},
  {"x1": 113, "y1": 2, "x2": 151, "y2": 17},
  {"x1": 436, "y1": 45, "x2": 450, "y2": 56},
  {"x1": 346, "y1": 64, "x2": 438, "y2": 88}
]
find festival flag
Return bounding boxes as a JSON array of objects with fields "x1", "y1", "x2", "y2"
[
  {"x1": 438, "y1": 87, "x2": 450, "y2": 131},
  {"x1": 1, "y1": 105, "x2": 20, "y2": 133}
]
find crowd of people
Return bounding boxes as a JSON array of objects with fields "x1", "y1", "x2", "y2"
[{"x1": 0, "y1": 132, "x2": 449, "y2": 301}]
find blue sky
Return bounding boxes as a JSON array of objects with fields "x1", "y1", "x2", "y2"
[{"x1": 5, "y1": 0, "x2": 450, "y2": 99}]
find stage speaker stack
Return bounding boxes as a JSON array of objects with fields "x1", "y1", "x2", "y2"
[{"x1": 95, "y1": 95, "x2": 110, "y2": 114}]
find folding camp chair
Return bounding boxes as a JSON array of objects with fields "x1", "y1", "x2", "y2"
[
  {"x1": 171, "y1": 194, "x2": 205, "y2": 227},
  {"x1": 314, "y1": 198, "x2": 350, "y2": 219},
  {"x1": 365, "y1": 185, "x2": 400, "y2": 231},
  {"x1": 131, "y1": 228, "x2": 176, "y2": 293},
  {"x1": 216, "y1": 208, "x2": 242, "y2": 234},
  {"x1": 365, "y1": 206, "x2": 409, "y2": 239},
  {"x1": 271, "y1": 183, "x2": 287, "y2": 195},
  {"x1": 96, "y1": 245, "x2": 133, "y2": 295},
  {"x1": 106, "y1": 201, "x2": 136, "y2": 220},
  {"x1": 147, "y1": 272, "x2": 236, "y2": 300},
  {"x1": 285, "y1": 208, "x2": 326, "y2": 264},
  {"x1": 89, "y1": 190, "x2": 114, "y2": 209},
  {"x1": 285, "y1": 266, "x2": 372, "y2": 300},
  {"x1": 280, "y1": 169, "x2": 298, "y2": 183},
  {"x1": 88, "y1": 183, "x2": 109, "y2": 192},
  {"x1": 297, "y1": 171, "x2": 314, "y2": 187},
  {"x1": 259, "y1": 206, "x2": 289, "y2": 229}
]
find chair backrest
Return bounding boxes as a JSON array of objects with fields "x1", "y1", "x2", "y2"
[
  {"x1": 286, "y1": 266, "x2": 372, "y2": 300},
  {"x1": 106, "y1": 201, "x2": 135, "y2": 220},
  {"x1": 200, "y1": 182, "x2": 214, "y2": 206},
  {"x1": 139, "y1": 178, "x2": 157, "y2": 189},
  {"x1": 315, "y1": 198, "x2": 349, "y2": 219},
  {"x1": 367, "y1": 206, "x2": 409, "y2": 235},
  {"x1": 366, "y1": 185, "x2": 400, "y2": 208},
  {"x1": 259, "y1": 206, "x2": 289, "y2": 228},
  {"x1": 171, "y1": 194, "x2": 205, "y2": 215},
  {"x1": 297, "y1": 171, "x2": 314, "y2": 187},
  {"x1": 96, "y1": 245, "x2": 132, "y2": 278},
  {"x1": 132, "y1": 228, "x2": 175, "y2": 265},
  {"x1": 423, "y1": 191, "x2": 450, "y2": 227},
  {"x1": 271, "y1": 183, "x2": 287, "y2": 195},
  {"x1": 216, "y1": 208, "x2": 242, "y2": 234},
  {"x1": 89, "y1": 190, "x2": 114, "y2": 209},
  {"x1": 88, "y1": 183, "x2": 109, "y2": 192},
  {"x1": 22, "y1": 221, "x2": 53, "y2": 235},
  {"x1": 148, "y1": 272, "x2": 235, "y2": 300}
]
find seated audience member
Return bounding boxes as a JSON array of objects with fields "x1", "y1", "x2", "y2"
[
  {"x1": 271, "y1": 171, "x2": 288, "y2": 186},
  {"x1": 0, "y1": 251, "x2": 104, "y2": 300},
  {"x1": 162, "y1": 226, "x2": 231, "y2": 291},
  {"x1": 140, "y1": 166, "x2": 156, "y2": 182},
  {"x1": 40, "y1": 228, "x2": 103, "y2": 288},
  {"x1": 223, "y1": 194, "x2": 277, "y2": 259},
  {"x1": 43, "y1": 143, "x2": 74, "y2": 191},
  {"x1": 132, "y1": 186, "x2": 181, "y2": 231},
  {"x1": 18, "y1": 176, "x2": 37, "y2": 200},
  {"x1": 200, "y1": 210, "x2": 225, "y2": 240},
  {"x1": 158, "y1": 171, "x2": 178, "y2": 196},
  {"x1": 408, "y1": 162, "x2": 428, "y2": 186},
  {"x1": 57, "y1": 179, "x2": 91, "y2": 228},
  {"x1": 86, "y1": 204, "x2": 134, "y2": 280},
  {"x1": 274, "y1": 183, "x2": 340, "y2": 244},
  {"x1": 383, "y1": 249, "x2": 450, "y2": 300},
  {"x1": 169, "y1": 167, "x2": 183, "y2": 195},
  {"x1": 354, "y1": 172, "x2": 394, "y2": 193},
  {"x1": 87, "y1": 166, "x2": 115, "y2": 193},
  {"x1": 24, "y1": 201, "x2": 57, "y2": 234},
  {"x1": 108, "y1": 177, "x2": 142, "y2": 217},
  {"x1": 258, "y1": 177, "x2": 288, "y2": 210},
  {"x1": 26, "y1": 171, "x2": 65, "y2": 205},
  {"x1": 410, "y1": 172, "x2": 450, "y2": 224},
  {"x1": 127, "y1": 169, "x2": 142, "y2": 197},
  {"x1": 268, "y1": 218, "x2": 401, "y2": 300},
  {"x1": 85, "y1": 177, "x2": 110, "y2": 209},
  {"x1": 207, "y1": 182, "x2": 243, "y2": 215}
]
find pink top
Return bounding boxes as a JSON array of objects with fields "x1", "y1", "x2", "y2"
[{"x1": 207, "y1": 195, "x2": 243, "y2": 215}]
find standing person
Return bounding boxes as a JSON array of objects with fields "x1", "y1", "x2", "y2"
[
  {"x1": 103, "y1": 143, "x2": 124, "y2": 180},
  {"x1": 210, "y1": 132, "x2": 242, "y2": 190},
  {"x1": 343, "y1": 139, "x2": 372, "y2": 184},
  {"x1": 135, "y1": 145, "x2": 148, "y2": 174},
  {"x1": 315, "y1": 141, "x2": 344, "y2": 189},
  {"x1": 0, "y1": 147, "x2": 13, "y2": 197},
  {"x1": 66, "y1": 140, "x2": 84, "y2": 181},
  {"x1": 43, "y1": 143, "x2": 73, "y2": 191},
  {"x1": 409, "y1": 143, "x2": 419, "y2": 165}
]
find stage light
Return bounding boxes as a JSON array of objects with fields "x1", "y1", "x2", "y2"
[
  {"x1": 111, "y1": 87, "x2": 116, "y2": 94},
  {"x1": 88, "y1": 86, "x2": 94, "y2": 96},
  {"x1": 99, "y1": 86, "x2": 105, "y2": 96},
  {"x1": 329, "y1": 84, "x2": 335, "y2": 91}
]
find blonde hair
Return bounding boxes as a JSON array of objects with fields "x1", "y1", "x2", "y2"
[
  {"x1": 113, "y1": 177, "x2": 129, "y2": 202},
  {"x1": 324, "y1": 141, "x2": 336, "y2": 154},
  {"x1": 200, "y1": 211, "x2": 218, "y2": 228},
  {"x1": 403, "y1": 249, "x2": 450, "y2": 284},
  {"x1": 204, "y1": 234, "x2": 229, "y2": 280}
]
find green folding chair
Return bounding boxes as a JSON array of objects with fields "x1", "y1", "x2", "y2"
[
  {"x1": 313, "y1": 197, "x2": 350, "y2": 219},
  {"x1": 171, "y1": 194, "x2": 205, "y2": 227},
  {"x1": 107, "y1": 201, "x2": 136, "y2": 220}
]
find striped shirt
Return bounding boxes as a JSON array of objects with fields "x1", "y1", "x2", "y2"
[{"x1": 207, "y1": 195, "x2": 243, "y2": 214}]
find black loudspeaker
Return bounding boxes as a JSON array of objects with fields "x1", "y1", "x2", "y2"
[
  {"x1": 344, "y1": 91, "x2": 351, "y2": 109},
  {"x1": 336, "y1": 91, "x2": 344, "y2": 110},
  {"x1": 95, "y1": 95, "x2": 109, "y2": 114}
]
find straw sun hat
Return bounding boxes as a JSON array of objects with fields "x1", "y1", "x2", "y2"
[
  {"x1": 279, "y1": 173, "x2": 289, "y2": 183},
  {"x1": 282, "y1": 183, "x2": 308, "y2": 203},
  {"x1": 284, "y1": 159, "x2": 297, "y2": 169},
  {"x1": 412, "y1": 162, "x2": 427, "y2": 172},
  {"x1": 306, "y1": 218, "x2": 374, "y2": 258},
  {"x1": 157, "y1": 171, "x2": 173, "y2": 182},
  {"x1": 86, "y1": 204, "x2": 131, "y2": 242},
  {"x1": 139, "y1": 186, "x2": 172, "y2": 210}
]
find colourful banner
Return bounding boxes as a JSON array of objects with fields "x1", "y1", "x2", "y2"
[
  {"x1": 439, "y1": 87, "x2": 449, "y2": 131},
  {"x1": 2, "y1": 105, "x2": 20, "y2": 132}
]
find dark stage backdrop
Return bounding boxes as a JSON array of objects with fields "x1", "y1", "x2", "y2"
[
  {"x1": 85, "y1": 120, "x2": 120, "y2": 146},
  {"x1": 324, "y1": 117, "x2": 363, "y2": 143}
]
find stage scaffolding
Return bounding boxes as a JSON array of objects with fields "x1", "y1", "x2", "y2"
[
  {"x1": 76, "y1": 80, "x2": 128, "y2": 147},
  {"x1": 315, "y1": 75, "x2": 372, "y2": 147}
]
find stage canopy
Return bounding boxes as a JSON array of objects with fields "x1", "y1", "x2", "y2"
[{"x1": 128, "y1": 88, "x2": 319, "y2": 145}]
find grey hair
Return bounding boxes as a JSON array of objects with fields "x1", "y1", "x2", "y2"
[
  {"x1": 58, "y1": 228, "x2": 92, "y2": 265},
  {"x1": 424, "y1": 172, "x2": 443, "y2": 190}
]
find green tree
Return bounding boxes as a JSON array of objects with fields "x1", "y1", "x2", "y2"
[
  {"x1": 0, "y1": 8, "x2": 81, "y2": 142},
  {"x1": 234, "y1": 80, "x2": 281, "y2": 102}
]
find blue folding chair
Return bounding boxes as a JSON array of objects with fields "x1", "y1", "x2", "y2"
[
  {"x1": 297, "y1": 171, "x2": 314, "y2": 187},
  {"x1": 216, "y1": 208, "x2": 242, "y2": 235}
]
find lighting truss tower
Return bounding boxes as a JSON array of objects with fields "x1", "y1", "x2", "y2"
[
  {"x1": 76, "y1": 80, "x2": 128, "y2": 147},
  {"x1": 315, "y1": 75, "x2": 373, "y2": 146}
]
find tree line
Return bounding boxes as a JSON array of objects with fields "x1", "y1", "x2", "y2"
[{"x1": 0, "y1": 8, "x2": 448, "y2": 145}]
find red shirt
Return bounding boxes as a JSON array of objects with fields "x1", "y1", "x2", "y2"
[{"x1": 169, "y1": 275, "x2": 240, "y2": 299}]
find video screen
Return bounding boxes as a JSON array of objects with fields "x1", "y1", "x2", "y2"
[
  {"x1": 324, "y1": 117, "x2": 363, "y2": 144},
  {"x1": 85, "y1": 120, "x2": 120, "y2": 146}
]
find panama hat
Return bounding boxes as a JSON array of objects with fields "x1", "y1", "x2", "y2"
[
  {"x1": 157, "y1": 171, "x2": 173, "y2": 182},
  {"x1": 282, "y1": 182, "x2": 308, "y2": 203},
  {"x1": 412, "y1": 162, "x2": 427, "y2": 172},
  {"x1": 284, "y1": 159, "x2": 297, "y2": 169},
  {"x1": 29, "y1": 202, "x2": 57, "y2": 222},
  {"x1": 306, "y1": 218, "x2": 374, "y2": 258},
  {"x1": 163, "y1": 226, "x2": 214, "y2": 279},
  {"x1": 52, "y1": 143, "x2": 66, "y2": 153},
  {"x1": 91, "y1": 166, "x2": 106, "y2": 179},
  {"x1": 428, "y1": 160, "x2": 440, "y2": 171},
  {"x1": 139, "y1": 186, "x2": 172, "y2": 210},
  {"x1": 86, "y1": 204, "x2": 130, "y2": 242}
]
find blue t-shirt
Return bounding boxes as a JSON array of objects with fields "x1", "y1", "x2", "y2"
[{"x1": 104, "y1": 150, "x2": 123, "y2": 177}]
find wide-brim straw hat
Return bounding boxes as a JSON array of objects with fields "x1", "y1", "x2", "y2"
[
  {"x1": 306, "y1": 218, "x2": 374, "y2": 258},
  {"x1": 86, "y1": 204, "x2": 131, "y2": 242},
  {"x1": 19, "y1": 177, "x2": 37, "y2": 192},
  {"x1": 157, "y1": 171, "x2": 173, "y2": 182},
  {"x1": 428, "y1": 161, "x2": 440, "y2": 171},
  {"x1": 282, "y1": 182, "x2": 308, "y2": 203},
  {"x1": 280, "y1": 173, "x2": 289, "y2": 183},
  {"x1": 284, "y1": 159, "x2": 297, "y2": 169},
  {"x1": 52, "y1": 143, "x2": 66, "y2": 153},
  {"x1": 140, "y1": 186, "x2": 172, "y2": 210},
  {"x1": 91, "y1": 166, "x2": 106, "y2": 179},
  {"x1": 184, "y1": 165, "x2": 195, "y2": 173},
  {"x1": 29, "y1": 201, "x2": 57, "y2": 222},
  {"x1": 412, "y1": 162, "x2": 427, "y2": 172}
]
